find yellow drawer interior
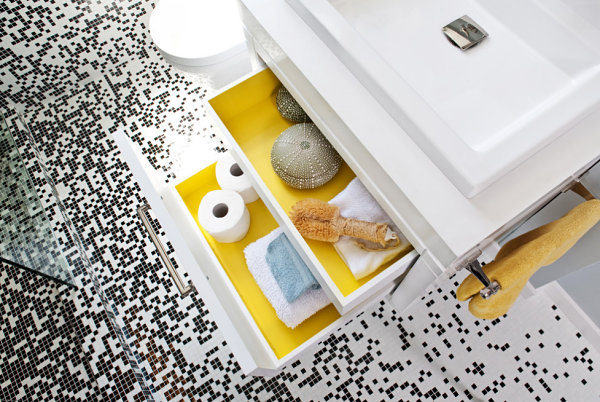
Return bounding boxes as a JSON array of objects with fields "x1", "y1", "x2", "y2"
[
  {"x1": 209, "y1": 69, "x2": 412, "y2": 296},
  {"x1": 175, "y1": 163, "x2": 340, "y2": 359}
]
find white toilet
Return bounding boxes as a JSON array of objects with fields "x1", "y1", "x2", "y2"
[{"x1": 149, "y1": 0, "x2": 252, "y2": 88}]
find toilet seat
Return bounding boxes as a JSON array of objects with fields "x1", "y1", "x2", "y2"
[{"x1": 149, "y1": 0, "x2": 247, "y2": 67}]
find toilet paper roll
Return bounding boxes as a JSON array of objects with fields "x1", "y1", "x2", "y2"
[
  {"x1": 215, "y1": 153, "x2": 259, "y2": 204},
  {"x1": 198, "y1": 189, "x2": 250, "y2": 243}
]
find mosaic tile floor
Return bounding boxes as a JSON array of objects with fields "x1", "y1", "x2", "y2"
[
  {"x1": 0, "y1": 261, "x2": 94, "y2": 401},
  {"x1": 1, "y1": 0, "x2": 600, "y2": 401}
]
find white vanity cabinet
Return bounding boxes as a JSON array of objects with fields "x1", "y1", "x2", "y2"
[
  {"x1": 116, "y1": 0, "x2": 600, "y2": 376},
  {"x1": 236, "y1": 0, "x2": 600, "y2": 364},
  {"x1": 237, "y1": 0, "x2": 600, "y2": 284}
]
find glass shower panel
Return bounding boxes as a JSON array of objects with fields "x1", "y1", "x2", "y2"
[{"x1": 0, "y1": 112, "x2": 74, "y2": 285}]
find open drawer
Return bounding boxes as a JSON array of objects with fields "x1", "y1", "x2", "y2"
[
  {"x1": 112, "y1": 67, "x2": 421, "y2": 375},
  {"x1": 206, "y1": 67, "x2": 418, "y2": 314},
  {"x1": 113, "y1": 127, "x2": 418, "y2": 376}
]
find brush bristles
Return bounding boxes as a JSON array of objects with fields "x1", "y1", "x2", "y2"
[
  {"x1": 291, "y1": 217, "x2": 340, "y2": 242},
  {"x1": 290, "y1": 199, "x2": 339, "y2": 221}
]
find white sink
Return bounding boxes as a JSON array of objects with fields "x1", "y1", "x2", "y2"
[{"x1": 288, "y1": 0, "x2": 600, "y2": 197}]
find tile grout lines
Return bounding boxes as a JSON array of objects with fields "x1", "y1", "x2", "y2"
[{"x1": 14, "y1": 108, "x2": 160, "y2": 401}]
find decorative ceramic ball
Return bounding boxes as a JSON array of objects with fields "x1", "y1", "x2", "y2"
[
  {"x1": 271, "y1": 123, "x2": 342, "y2": 189},
  {"x1": 276, "y1": 86, "x2": 310, "y2": 123}
]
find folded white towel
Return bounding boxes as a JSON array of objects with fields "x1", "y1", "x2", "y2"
[
  {"x1": 329, "y1": 178, "x2": 411, "y2": 279},
  {"x1": 243, "y1": 228, "x2": 331, "y2": 329}
]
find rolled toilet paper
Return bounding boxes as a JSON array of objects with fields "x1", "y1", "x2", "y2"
[
  {"x1": 198, "y1": 189, "x2": 250, "y2": 243},
  {"x1": 215, "y1": 153, "x2": 259, "y2": 204}
]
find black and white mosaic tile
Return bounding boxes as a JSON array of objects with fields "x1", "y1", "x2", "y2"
[
  {"x1": 4, "y1": 105, "x2": 155, "y2": 400},
  {"x1": 17, "y1": 57, "x2": 227, "y2": 402},
  {"x1": 0, "y1": 260, "x2": 94, "y2": 401},
  {"x1": 1, "y1": 0, "x2": 600, "y2": 401},
  {"x1": 229, "y1": 273, "x2": 600, "y2": 401},
  {"x1": 0, "y1": 0, "x2": 154, "y2": 110}
]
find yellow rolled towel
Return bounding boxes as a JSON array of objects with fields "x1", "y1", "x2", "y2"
[{"x1": 456, "y1": 199, "x2": 600, "y2": 320}]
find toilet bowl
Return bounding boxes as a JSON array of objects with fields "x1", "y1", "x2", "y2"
[{"x1": 149, "y1": 0, "x2": 251, "y2": 88}]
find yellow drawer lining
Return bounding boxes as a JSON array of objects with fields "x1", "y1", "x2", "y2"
[
  {"x1": 175, "y1": 164, "x2": 340, "y2": 360},
  {"x1": 209, "y1": 68, "x2": 411, "y2": 297}
]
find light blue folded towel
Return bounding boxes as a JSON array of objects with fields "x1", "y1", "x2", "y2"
[{"x1": 266, "y1": 233, "x2": 320, "y2": 303}]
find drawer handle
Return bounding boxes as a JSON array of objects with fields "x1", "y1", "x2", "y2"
[{"x1": 137, "y1": 204, "x2": 194, "y2": 296}]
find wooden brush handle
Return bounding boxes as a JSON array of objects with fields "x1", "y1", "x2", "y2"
[{"x1": 338, "y1": 217, "x2": 389, "y2": 246}]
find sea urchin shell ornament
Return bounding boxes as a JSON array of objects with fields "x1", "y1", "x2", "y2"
[
  {"x1": 271, "y1": 123, "x2": 342, "y2": 189},
  {"x1": 276, "y1": 86, "x2": 311, "y2": 123}
]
